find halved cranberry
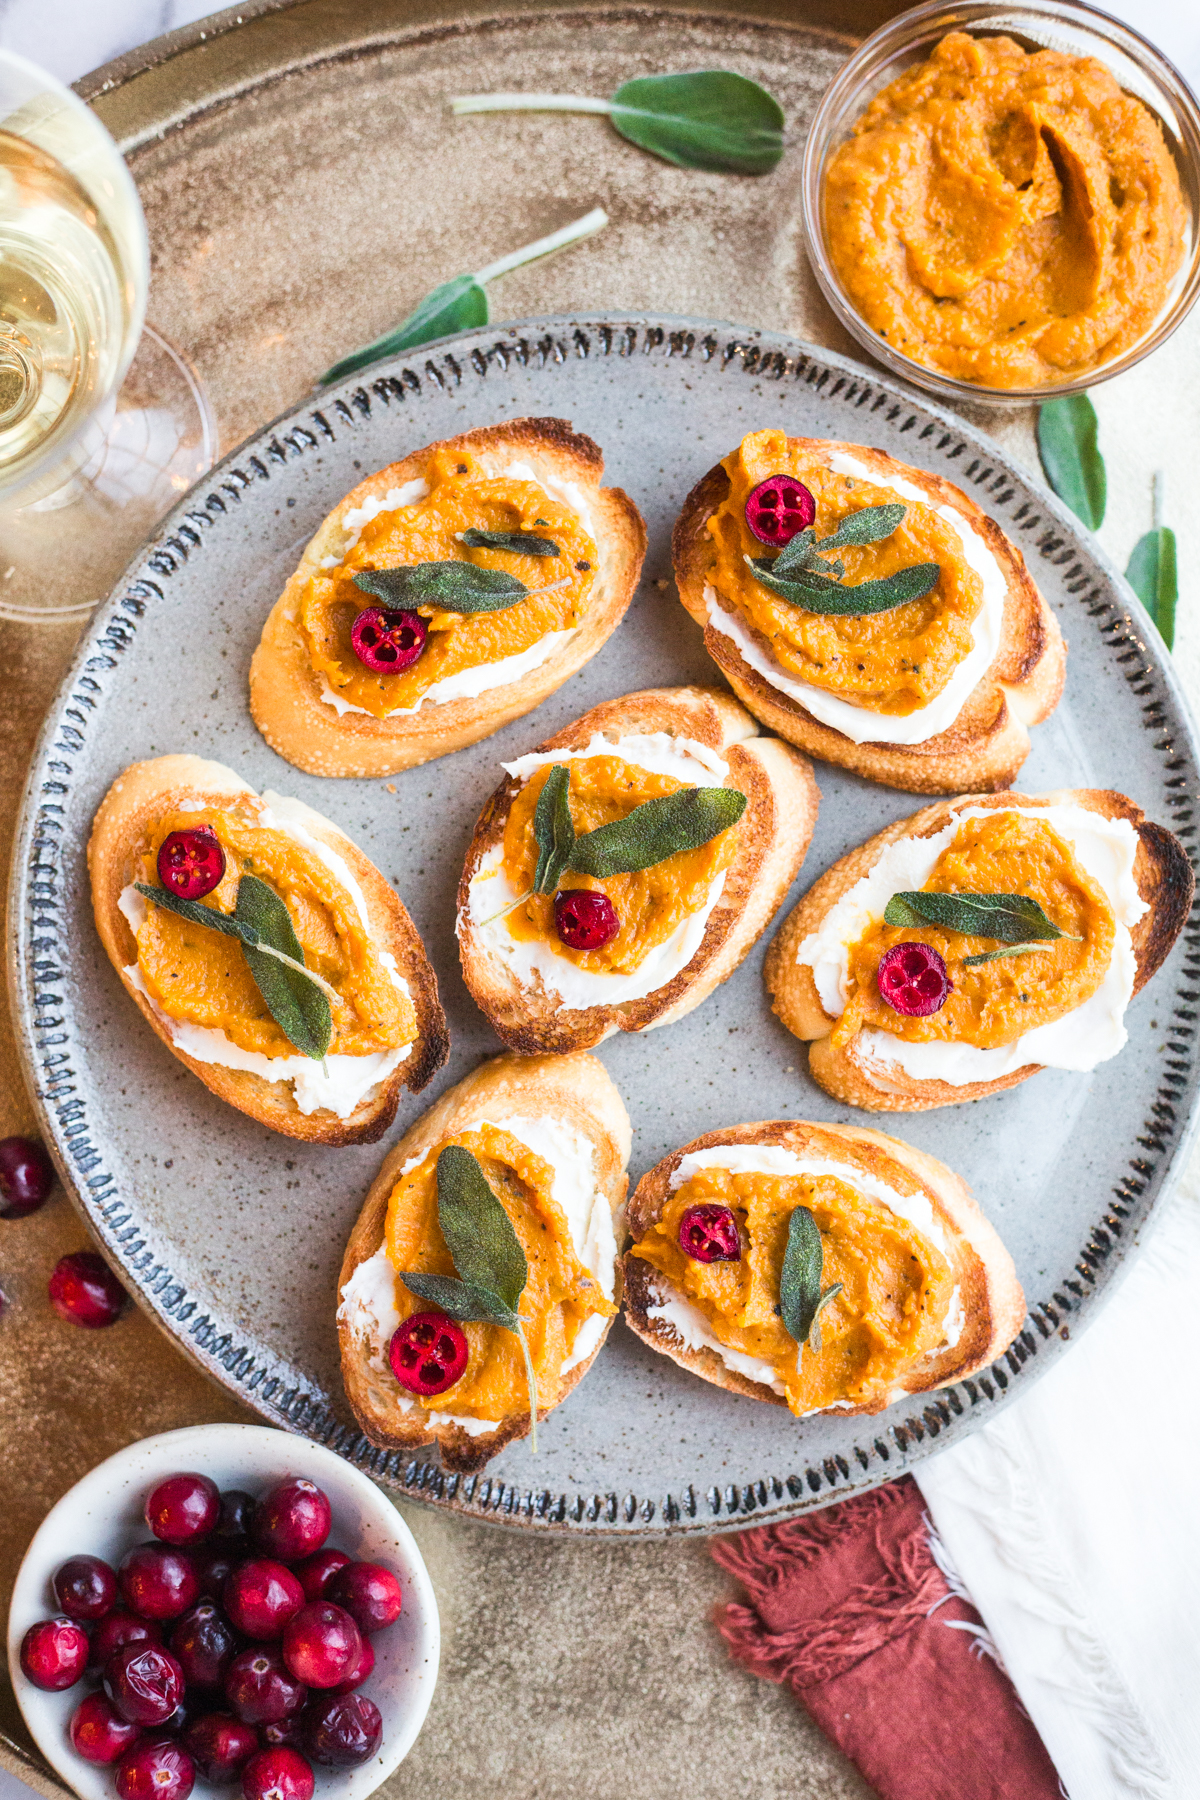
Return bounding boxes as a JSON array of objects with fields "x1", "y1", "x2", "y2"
[
  {"x1": 554, "y1": 889, "x2": 619, "y2": 951},
  {"x1": 19, "y1": 1616, "x2": 89, "y2": 1689},
  {"x1": 70, "y1": 1691, "x2": 143, "y2": 1764},
  {"x1": 280, "y1": 1602, "x2": 362, "y2": 1689},
  {"x1": 157, "y1": 827, "x2": 225, "y2": 901},
  {"x1": 745, "y1": 473, "x2": 816, "y2": 547},
  {"x1": 224, "y1": 1561, "x2": 304, "y2": 1641},
  {"x1": 304, "y1": 1693, "x2": 382, "y2": 1768},
  {"x1": 104, "y1": 1642, "x2": 185, "y2": 1726},
  {"x1": 119, "y1": 1543, "x2": 200, "y2": 1621},
  {"x1": 350, "y1": 606, "x2": 426, "y2": 673},
  {"x1": 170, "y1": 1600, "x2": 238, "y2": 1688},
  {"x1": 48, "y1": 1250, "x2": 126, "y2": 1327},
  {"x1": 182, "y1": 1712, "x2": 258, "y2": 1783},
  {"x1": 252, "y1": 1479, "x2": 331, "y2": 1563},
  {"x1": 54, "y1": 1553, "x2": 118, "y2": 1620},
  {"x1": 215, "y1": 1490, "x2": 257, "y2": 1542},
  {"x1": 294, "y1": 1547, "x2": 350, "y2": 1603},
  {"x1": 189, "y1": 1541, "x2": 237, "y2": 1601},
  {"x1": 877, "y1": 941, "x2": 951, "y2": 1016},
  {"x1": 224, "y1": 1647, "x2": 307, "y2": 1726},
  {"x1": 677, "y1": 1204, "x2": 741, "y2": 1263},
  {"x1": 388, "y1": 1312, "x2": 468, "y2": 1396},
  {"x1": 0, "y1": 1134, "x2": 54, "y2": 1218},
  {"x1": 91, "y1": 1611, "x2": 162, "y2": 1670},
  {"x1": 115, "y1": 1736, "x2": 195, "y2": 1800},
  {"x1": 327, "y1": 1562, "x2": 402, "y2": 1634},
  {"x1": 146, "y1": 1472, "x2": 220, "y2": 1546},
  {"x1": 328, "y1": 1633, "x2": 375, "y2": 1696},
  {"x1": 241, "y1": 1746, "x2": 315, "y2": 1800}
]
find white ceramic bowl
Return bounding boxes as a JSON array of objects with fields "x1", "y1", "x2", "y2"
[{"x1": 6, "y1": 1424, "x2": 439, "y2": 1800}]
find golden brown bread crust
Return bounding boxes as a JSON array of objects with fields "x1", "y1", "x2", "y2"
[
  {"x1": 455, "y1": 685, "x2": 820, "y2": 1054},
  {"x1": 672, "y1": 439, "x2": 1066, "y2": 795},
  {"x1": 622, "y1": 1119, "x2": 1025, "y2": 1415},
  {"x1": 765, "y1": 788, "x2": 1195, "y2": 1112},
  {"x1": 249, "y1": 417, "x2": 647, "y2": 777},
  {"x1": 337, "y1": 1051, "x2": 631, "y2": 1472},
  {"x1": 88, "y1": 755, "x2": 448, "y2": 1145}
]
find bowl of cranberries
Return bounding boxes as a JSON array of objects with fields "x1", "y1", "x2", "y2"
[{"x1": 7, "y1": 1424, "x2": 439, "y2": 1800}]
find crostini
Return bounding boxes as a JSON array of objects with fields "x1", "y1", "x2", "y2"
[
  {"x1": 766, "y1": 788, "x2": 1193, "y2": 1111},
  {"x1": 672, "y1": 428, "x2": 1065, "y2": 794},
  {"x1": 250, "y1": 417, "x2": 646, "y2": 777},
  {"x1": 89, "y1": 755, "x2": 448, "y2": 1145},
  {"x1": 337, "y1": 1050, "x2": 630, "y2": 1471},
  {"x1": 456, "y1": 685, "x2": 819, "y2": 1055},
  {"x1": 623, "y1": 1120, "x2": 1024, "y2": 1417}
]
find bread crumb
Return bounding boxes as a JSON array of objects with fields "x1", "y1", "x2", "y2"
[{"x1": 385, "y1": 783, "x2": 397, "y2": 793}]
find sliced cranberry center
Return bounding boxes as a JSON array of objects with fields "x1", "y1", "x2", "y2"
[
  {"x1": 388, "y1": 1311, "x2": 468, "y2": 1396},
  {"x1": 554, "y1": 889, "x2": 619, "y2": 951},
  {"x1": 157, "y1": 827, "x2": 225, "y2": 901},
  {"x1": 350, "y1": 606, "x2": 426, "y2": 674},
  {"x1": 678, "y1": 1204, "x2": 741, "y2": 1263},
  {"x1": 877, "y1": 941, "x2": 951, "y2": 1017},
  {"x1": 745, "y1": 474, "x2": 817, "y2": 546}
]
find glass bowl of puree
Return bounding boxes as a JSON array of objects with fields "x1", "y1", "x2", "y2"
[{"x1": 801, "y1": 0, "x2": 1200, "y2": 403}]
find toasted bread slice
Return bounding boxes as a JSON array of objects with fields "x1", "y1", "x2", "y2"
[
  {"x1": 88, "y1": 754, "x2": 448, "y2": 1146},
  {"x1": 250, "y1": 417, "x2": 647, "y2": 777},
  {"x1": 456, "y1": 685, "x2": 820, "y2": 1055},
  {"x1": 672, "y1": 437, "x2": 1066, "y2": 795},
  {"x1": 623, "y1": 1119, "x2": 1024, "y2": 1415},
  {"x1": 766, "y1": 788, "x2": 1193, "y2": 1111},
  {"x1": 337, "y1": 1050, "x2": 631, "y2": 1472}
]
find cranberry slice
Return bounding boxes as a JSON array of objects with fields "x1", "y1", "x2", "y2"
[
  {"x1": 877, "y1": 941, "x2": 951, "y2": 1016},
  {"x1": 554, "y1": 889, "x2": 619, "y2": 951},
  {"x1": 745, "y1": 473, "x2": 816, "y2": 547},
  {"x1": 350, "y1": 606, "x2": 426, "y2": 673},
  {"x1": 157, "y1": 827, "x2": 226, "y2": 901},
  {"x1": 0, "y1": 1134, "x2": 54, "y2": 1218},
  {"x1": 388, "y1": 1312, "x2": 468, "y2": 1396},
  {"x1": 677, "y1": 1204, "x2": 741, "y2": 1263}
]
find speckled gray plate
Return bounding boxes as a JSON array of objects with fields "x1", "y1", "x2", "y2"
[{"x1": 10, "y1": 315, "x2": 1200, "y2": 1534}]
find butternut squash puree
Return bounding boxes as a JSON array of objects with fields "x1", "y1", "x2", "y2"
[
  {"x1": 706, "y1": 430, "x2": 982, "y2": 716},
  {"x1": 300, "y1": 446, "x2": 597, "y2": 717},
  {"x1": 834, "y1": 812, "x2": 1115, "y2": 1050},
  {"x1": 382, "y1": 1125, "x2": 615, "y2": 1423},
  {"x1": 133, "y1": 809, "x2": 416, "y2": 1060},
  {"x1": 501, "y1": 756, "x2": 740, "y2": 976},
  {"x1": 825, "y1": 33, "x2": 1187, "y2": 389},
  {"x1": 632, "y1": 1165, "x2": 953, "y2": 1414}
]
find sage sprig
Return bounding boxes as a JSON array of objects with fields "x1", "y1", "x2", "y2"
[
  {"x1": 451, "y1": 71, "x2": 784, "y2": 174},
  {"x1": 354, "y1": 564, "x2": 527, "y2": 615},
  {"x1": 459, "y1": 529, "x2": 561, "y2": 558},
  {"x1": 779, "y1": 1206, "x2": 842, "y2": 1357},
  {"x1": 1037, "y1": 394, "x2": 1106, "y2": 531},
  {"x1": 1126, "y1": 473, "x2": 1177, "y2": 650},
  {"x1": 746, "y1": 503, "x2": 940, "y2": 616},
  {"x1": 530, "y1": 764, "x2": 747, "y2": 893},
  {"x1": 883, "y1": 890, "x2": 1078, "y2": 946},
  {"x1": 135, "y1": 875, "x2": 334, "y2": 1059},
  {"x1": 398, "y1": 1144, "x2": 540, "y2": 1449}
]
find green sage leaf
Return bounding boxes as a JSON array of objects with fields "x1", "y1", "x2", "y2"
[
  {"x1": 234, "y1": 874, "x2": 332, "y2": 1060},
  {"x1": 353, "y1": 563, "x2": 526, "y2": 614},
  {"x1": 459, "y1": 528, "x2": 561, "y2": 558},
  {"x1": 779, "y1": 1206, "x2": 824, "y2": 1347},
  {"x1": 398, "y1": 1270, "x2": 520, "y2": 1330},
  {"x1": 609, "y1": 70, "x2": 784, "y2": 174},
  {"x1": 320, "y1": 274, "x2": 488, "y2": 385},
  {"x1": 962, "y1": 942, "x2": 1059, "y2": 967},
  {"x1": 533, "y1": 764, "x2": 576, "y2": 894},
  {"x1": 134, "y1": 883, "x2": 251, "y2": 946},
  {"x1": 435, "y1": 1144, "x2": 528, "y2": 1314},
  {"x1": 1126, "y1": 526, "x2": 1178, "y2": 650},
  {"x1": 884, "y1": 890, "x2": 1070, "y2": 943},
  {"x1": 807, "y1": 1282, "x2": 844, "y2": 1355},
  {"x1": 750, "y1": 555, "x2": 940, "y2": 615},
  {"x1": 814, "y1": 503, "x2": 907, "y2": 552},
  {"x1": 568, "y1": 785, "x2": 746, "y2": 878},
  {"x1": 1037, "y1": 394, "x2": 1106, "y2": 531}
]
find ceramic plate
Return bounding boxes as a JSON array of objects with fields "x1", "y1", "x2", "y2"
[{"x1": 10, "y1": 315, "x2": 1200, "y2": 1534}]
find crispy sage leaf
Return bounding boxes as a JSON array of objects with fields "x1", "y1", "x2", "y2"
[
  {"x1": 807, "y1": 1282, "x2": 844, "y2": 1355},
  {"x1": 810, "y1": 503, "x2": 907, "y2": 553},
  {"x1": 568, "y1": 785, "x2": 747, "y2": 878},
  {"x1": 321, "y1": 275, "x2": 488, "y2": 385},
  {"x1": 779, "y1": 1205, "x2": 825, "y2": 1348},
  {"x1": 353, "y1": 563, "x2": 526, "y2": 614},
  {"x1": 749, "y1": 555, "x2": 940, "y2": 615},
  {"x1": 962, "y1": 942, "x2": 1059, "y2": 968},
  {"x1": 1037, "y1": 394, "x2": 1106, "y2": 531},
  {"x1": 1126, "y1": 525, "x2": 1178, "y2": 650},
  {"x1": 533, "y1": 764, "x2": 576, "y2": 894},
  {"x1": 610, "y1": 70, "x2": 784, "y2": 173},
  {"x1": 460, "y1": 528, "x2": 561, "y2": 558},
  {"x1": 398, "y1": 1270, "x2": 519, "y2": 1330},
  {"x1": 435, "y1": 1144, "x2": 529, "y2": 1314},
  {"x1": 883, "y1": 890, "x2": 1070, "y2": 943}
]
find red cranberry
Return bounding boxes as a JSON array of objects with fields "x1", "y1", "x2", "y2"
[
  {"x1": 157, "y1": 827, "x2": 225, "y2": 901},
  {"x1": 91, "y1": 1610, "x2": 162, "y2": 1669},
  {"x1": 48, "y1": 1250, "x2": 126, "y2": 1327},
  {"x1": 189, "y1": 1541, "x2": 237, "y2": 1601},
  {"x1": 224, "y1": 1647, "x2": 307, "y2": 1726},
  {"x1": 0, "y1": 1135, "x2": 54, "y2": 1218},
  {"x1": 678, "y1": 1204, "x2": 741, "y2": 1264},
  {"x1": 294, "y1": 1547, "x2": 349, "y2": 1603},
  {"x1": 252, "y1": 1480, "x2": 331, "y2": 1563},
  {"x1": 70, "y1": 1691, "x2": 143, "y2": 1764},
  {"x1": 170, "y1": 1601, "x2": 238, "y2": 1688},
  {"x1": 259, "y1": 1717, "x2": 305, "y2": 1751},
  {"x1": 215, "y1": 1490, "x2": 257, "y2": 1541},
  {"x1": 350, "y1": 606, "x2": 426, "y2": 673},
  {"x1": 225, "y1": 1560, "x2": 304, "y2": 1640},
  {"x1": 146, "y1": 1472, "x2": 220, "y2": 1546},
  {"x1": 280, "y1": 1602, "x2": 362, "y2": 1689},
  {"x1": 305, "y1": 1693, "x2": 382, "y2": 1768},
  {"x1": 554, "y1": 888, "x2": 619, "y2": 951},
  {"x1": 182, "y1": 1713, "x2": 258, "y2": 1783},
  {"x1": 388, "y1": 1312, "x2": 468, "y2": 1396},
  {"x1": 327, "y1": 1562, "x2": 402, "y2": 1635},
  {"x1": 19, "y1": 1615, "x2": 89, "y2": 1689},
  {"x1": 104, "y1": 1643, "x2": 185, "y2": 1727},
  {"x1": 877, "y1": 941, "x2": 951, "y2": 1016},
  {"x1": 329, "y1": 1633, "x2": 375, "y2": 1696},
  {"x1": 54, "y1": 1552, "x2": 118, "y2": 1620},
  {"x1": 115, "y1": 1736, "x2": 195, "y2": 1800},
  {"x1": 120, "y1": 1543, "x2": 200, "y2": 1620},
  {"x1": 744, "y1": 473, "x2": 816, "y2": 546},
  {"x1": 241, "y1": 1746, "x2": 315, "y2": 1800}
]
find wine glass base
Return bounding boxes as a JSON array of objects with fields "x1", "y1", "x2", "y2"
[{"x1": 0, "y1": 325, "x2": 217, "y2": 623}]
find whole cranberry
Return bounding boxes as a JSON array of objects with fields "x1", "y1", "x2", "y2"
[
  {"x1": 146, "y1": 1473, "x2": 220, "y2": 1546},
  {"x1": 70, "y1": 1692, "x2": 143, "y2": 1764},
  {"x1": 48, "y1": 1250, "x2": 126, "y2": 1327},
  {"x1": 280, "y1": 1602, "x2": 362, "y2": 1689},
  {"x1": 0, "y1": 1135, "x2": 54, "y2": 1218},
  {"x1": 115, "y1": 1736, "x2": 195, "y2": 1800},
  {"x1": 554, "y1": 888, "x2": 619, "y2": 951},
  {"x1": 252, "y1": 1480, "x2": 331, "y2": 1563},
  {"x1": 329, "y1": 1633, "x2": 375, "y2": 1696},
  {"x1": 53, "y1": 1552, "x2": 118, "y2": 1621},
  {"x1": 215, "y1": 1490, "x2": 257, "y2": 1542},
  {"x1": 293, "y1": 1547, "x2": 349, "y2": 1603},
  {"x1": 241, "y1": 1746, "x2": 315, "y2": 1800},
  {"x1": 182, "y1": 1713, "x2": 258, "y2": 1783},
  {"x1": 224, "y1": 1647, "x2": 307, "y2": 1726},
  {"x1": 327, "y1": 1562, "x2": 403, "y2": 1634},
  {"x1": 120, "y1": 1543, "x2": 200, "y2": 1620},
  {"x1": 304, "y1": 1693, "x2": 382, "y2": 1768},
  {"x1": 224, "y1": 1560, "x2": 303, "y2": 1640},
  {"x1": 104, "y1": 1642, "x2": 185, "y2": 1727},
  {"x1": 170, "y1": 1600, "x2": 238, "y2": 1687},
  {"x1": 189, "y1": 1541, "x2": 237, "y2": 1601},
  {"x1": 19, "y1": 1616, "x2": 89, "y2": 1689},
  {"x1": 259, "y1": 1717, "x2": 305, "y2": 1751},
  {"x1": 91, "y1": 1610, "x2": 162, "y2": 1670}
]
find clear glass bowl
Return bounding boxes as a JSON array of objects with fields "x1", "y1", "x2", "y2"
[{"x1": 800, "y1": 0, "x2": 1200, "y2": 405}]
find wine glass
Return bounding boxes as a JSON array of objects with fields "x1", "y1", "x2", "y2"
[{"x1": 0, "y1": 50, "x2": 216, "y2": 624}]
